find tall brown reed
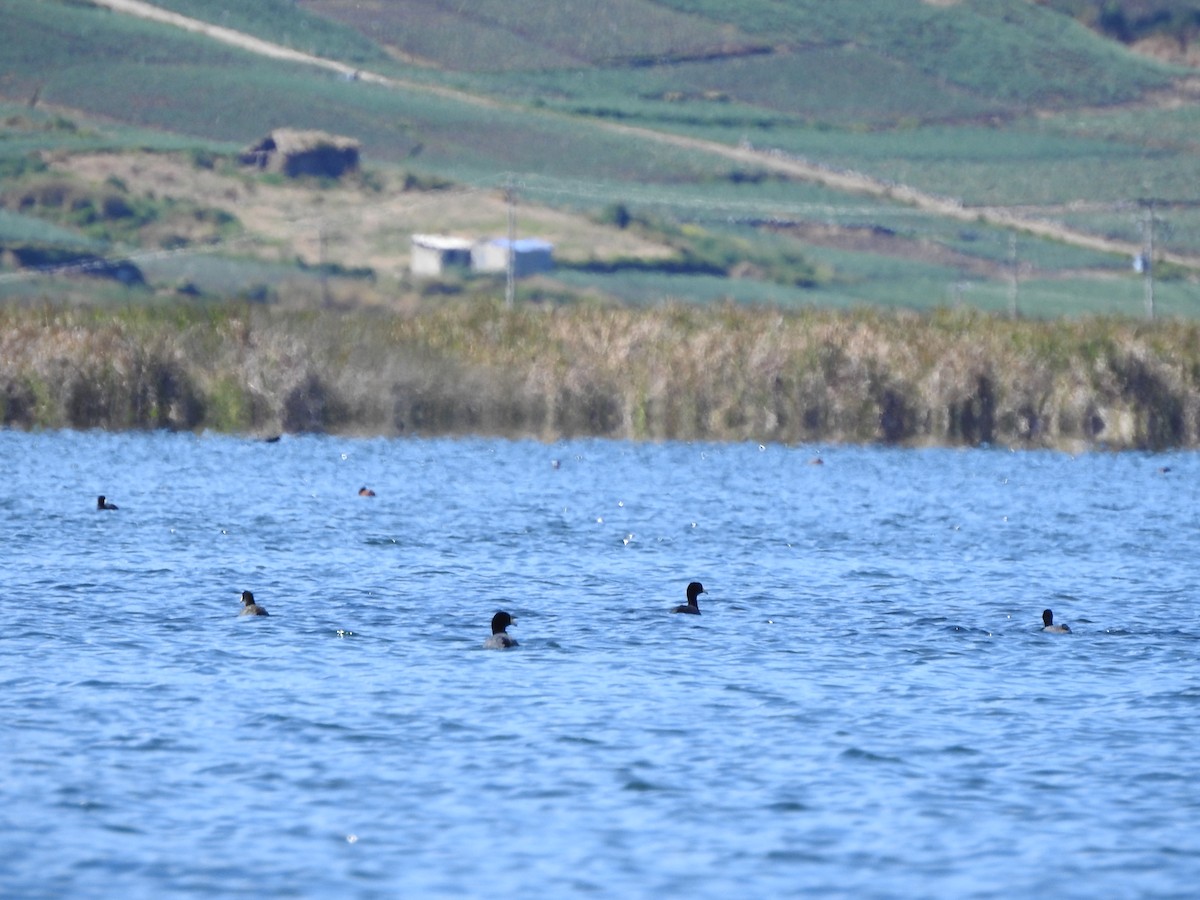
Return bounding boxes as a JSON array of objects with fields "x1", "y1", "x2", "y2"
[{"x1": 3, "y1": 299, "x2": 1200, "y2": 450}]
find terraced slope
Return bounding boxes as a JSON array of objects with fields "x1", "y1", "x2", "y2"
[{"x1": 3, "y1": 0, "x2": 1198, "y2": 315}]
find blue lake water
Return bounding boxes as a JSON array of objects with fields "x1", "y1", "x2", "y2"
[{"x1": 2, "y1": 430, "x2": 1198, "y2": 898}]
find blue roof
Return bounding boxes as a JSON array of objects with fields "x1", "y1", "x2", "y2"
[{"x1": 487, "y1": 238, "x2": 553, "y2": 252}]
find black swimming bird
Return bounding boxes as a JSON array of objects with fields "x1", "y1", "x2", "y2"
[
  {"x1": 239, "y1": 590, "x2": 270, "y2": 617},
  {"x1": 1041, "y1": 609, "x2": 1070, "y2": 633},
  {"x1": 358, "y1": 486, "x2": 376, "y2": 497},
  {"x1": 97, "y1": 495, "x2": 118, "y2": 510},
  {"x1": 484, "y1": 611, "x2": 518, "y2": 649},
  {"x1": 671, "y1": 581, "x2": 706, "y2": 615}
]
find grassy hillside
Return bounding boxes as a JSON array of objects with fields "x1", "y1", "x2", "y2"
[{"x1": 0, "y1": 0, "x2": 1197, "y2": 318}]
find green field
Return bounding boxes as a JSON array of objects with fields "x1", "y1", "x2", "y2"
[{"x1": 1, "y1": 0, "x2": 1197, "y2": 316}]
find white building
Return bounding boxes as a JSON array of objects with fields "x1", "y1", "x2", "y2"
[
  {"x1": 410, "y1": 234, "x2": 474, "y2": 277},
  {"x1": 471, "y1": 238, "x2": 554, "y2": 278}
]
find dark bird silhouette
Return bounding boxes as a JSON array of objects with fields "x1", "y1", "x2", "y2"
[
  {"x1": 672, "y1": 581, "x2": 706, "y2": 615},
  {"x1": 484, "y1": 611, "x2": 518, "y2": 649},
  {"x1": 240, "y1": 590, "x2": 270, "y2": 617}
]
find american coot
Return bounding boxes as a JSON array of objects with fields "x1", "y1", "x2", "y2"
[
  {"x1": 1041, "y1": 609, "x2": 1070, "y2": 633},
  {"x1": 97, "y1": 495, "x2": 118, "y2": 510},
  {"x1": 671, "y1": 581, "x2": 706, "y2": 615},
  {"x1": 484, "y1": 611, "x2": 518, "y2": 649},
  {"x1": 239, "y1": 590, "x2": 270, "y2": 617}
]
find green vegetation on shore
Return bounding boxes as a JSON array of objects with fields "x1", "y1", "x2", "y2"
[
  {"x1": 4, "y1": 300, "x2": 1199, "y2": 451},
  {"x1": 2, "y1": 2, "x2": 1199, "y2": 452},
  {"x1": 4, "y1": 0, "x2": 1199, "y2": 307}
]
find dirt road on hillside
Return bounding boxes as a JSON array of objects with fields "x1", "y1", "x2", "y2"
[{"x1": 90, "y1": 0, "x2": 1199, "y2": 269}]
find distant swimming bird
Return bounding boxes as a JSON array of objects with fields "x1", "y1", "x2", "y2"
[
  {"x1": 97, "y1": 495, "x2": 118, "y2": 510},
  {"x1": 484, "y1": 611, "x2": 517, "y2": 649},
  {"x1": 358, "y1": 486, "x2": 376, "y2": 497},
  {"x1": 240, "y1": 590, "x2": 270, "y2": 617},
  {"x1": 672, "y1": 581, "x2": 706, "y2": 615},
  {"x1": 1041, "y1": 609, "x2": 1070, "y2": 633}
]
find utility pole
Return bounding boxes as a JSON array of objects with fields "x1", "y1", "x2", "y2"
[
  {"x1": 1142, "y1": 202, "x2": 1155, "y2": 320},
  {"x1": 318, "y1": 222, "x2": 331, "y2": 308},
  {"x1": 505, "y1": 176, "x2": 516, "y2": 309},
  {"x1": 1007, "y1": 232, "x2": 1019, "y2": 318}
]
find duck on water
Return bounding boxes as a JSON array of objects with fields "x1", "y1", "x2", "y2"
[
  {"x1": 1041, "y1": 609, "x2": 1070, "y2": 633},
  {"x1": 484, "y1": 611, "x2": 517, "y2": 649},
  {"x1": 240, "y1": 590, "x2": 270, "y2": 617},
  {"x1": 672, "y1": 582, "x2": 706, "y2": 615}
]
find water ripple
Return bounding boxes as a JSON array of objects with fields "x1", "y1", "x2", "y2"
[{"x1": 2, "y1": 433, "x2": 1200, "y2": 897}]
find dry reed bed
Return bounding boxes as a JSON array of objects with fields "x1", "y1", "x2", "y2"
[{"x1": 2, "y1": 300, "x2": 1199, "y2": 450}]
